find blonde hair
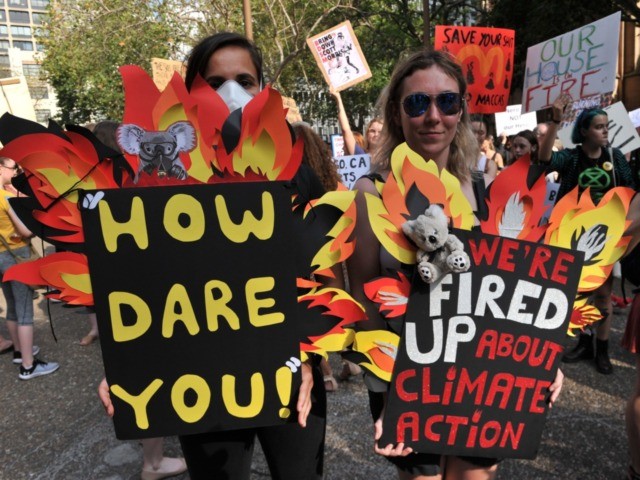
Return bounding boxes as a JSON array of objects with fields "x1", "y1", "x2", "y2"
[{"x1": 374, "y1": 49, "x2": 478, "y2": 182}]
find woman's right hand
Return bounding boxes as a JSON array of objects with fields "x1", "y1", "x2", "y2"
[
  {"x1": 551, "y1": 93, "x2": 572, "y2": 122},
  {"x1": 98, "y1": 377, "x2": 114, "y2": 417},
  {"x1": 373, "y1": 409, "x2": 413, "y2": 457}
]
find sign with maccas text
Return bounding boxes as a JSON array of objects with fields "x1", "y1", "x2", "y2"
[
  {"x1": 557, "y1": 102, "x2": 640, "y2": 154},
  {"x1": 306, "y1": 21, "x2": 372, "y2": 92},
  {"x1": 494, "y1": 105, "x2": 538, "y2": 137},
  {"x1": 435, "y1": 26, "x2": 515, "y2": 114},
  {"x1": 81, "y1": 182, "x2": 302, "y2": 439},
  {"x1": 334, "y1": 153, "x2": 371, "y2": 190},
  {"x1": 380, "y1": 229, "x2": 582, "y2": 459},
  {"x1": 522, "y1": 12, "x2": 621, "y2": 113}
]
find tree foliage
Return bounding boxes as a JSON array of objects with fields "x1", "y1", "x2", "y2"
[{"x1": 38, "y1": 0, "x2": 183, "y2": 124}]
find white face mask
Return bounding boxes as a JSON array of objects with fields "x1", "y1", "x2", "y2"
[{"x1": 216, "y1": 80, "x2": 255, "y2": 112}]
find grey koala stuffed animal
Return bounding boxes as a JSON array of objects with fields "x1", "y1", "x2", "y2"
[{"x1": 402, "y1": 204, "x2": 471, "y2": 283}]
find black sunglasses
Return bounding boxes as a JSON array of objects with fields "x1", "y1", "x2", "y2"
[{"x1": 402, "y1": 92, "x2": 463, "y2": 117}]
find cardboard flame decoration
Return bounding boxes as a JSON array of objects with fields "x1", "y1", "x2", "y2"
[
  {"x1": 0, "y1": 67, "x2": 363, "y2": 360},
  {"x1": 351, "y1": 148, "x2": 634, "y2": 381}
]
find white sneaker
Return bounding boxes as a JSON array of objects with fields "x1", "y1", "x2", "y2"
[
  {"x1": 12, "y1": 345, "x2": 40, "y2": 365},
  {"x1": 19, "y1": 358, "x2": 59, "y2": 380}
]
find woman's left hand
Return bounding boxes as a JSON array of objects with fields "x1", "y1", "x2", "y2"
[
  {"x1": 548, "y1": 368, "x2": 564, "y2": 407},
  {"x1": 297, "y1": 361, "x2": 313, "y2": 427}
]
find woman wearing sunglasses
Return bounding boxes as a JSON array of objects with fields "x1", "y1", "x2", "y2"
[{"x1": 348, "y1": 49, "x2": 564, "y2": 480}]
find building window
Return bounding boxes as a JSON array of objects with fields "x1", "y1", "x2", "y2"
[
  {"x1": 0, "y1": 26, "x2": 8, "y2": 36},
  {"x1": 22, "y1": 64, "x2": 40, "y2": 77},
  {"x1": 29, "y1": 86, "x2": 48, "y2": 99},
  {"x1": 11, "y1": 26, "x2": 32, "y2": 37},
  {"x1": 35, "y1": 109, "x2": 51, "y2": 123},
  {"x1": 0, "y1": 40, "x2": 10, "y2": 50},
  {"x1": 36, "y1": 42, "x2": 43, "y2": 52},
  {"x1": 30, "y1": 0, "x2": 47, "y2": 8},
  {"x1": 9, "y1": 10, "x2": 30, "y2": 23},
  {"x1": 8, "y1": 0, "x2": 27, "y2": 7},
  {"x1": 13, "y1": 40, "x2": 33, "y2": 51},
  {"x1": 0, "y1": 11, "x2": 6, "y2": 21},
  {"x1": 32, "y1": 12, "x2": 45, "y2": 24}
]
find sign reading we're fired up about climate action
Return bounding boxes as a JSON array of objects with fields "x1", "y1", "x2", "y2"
[
  {"x1": 380, "y1": 229, "x2": 583, "y2": 459},
  {"x1": 81, "y1": 182, "x2": 302, "y2": 439}
]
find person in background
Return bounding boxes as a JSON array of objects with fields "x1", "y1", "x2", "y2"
[
  {"x1": 330, "y1": 87, "x2": 383, "y2": 159},
  {"x1": 0, "y1": 156, "x2": 57, "y2": 379},
  {"x1": 510, "y1": 129, "x2": 539, "y2": 164},
  {"x1": 539, "y1": 93, "x2": 636, "y2": 375},
  {"x1": 470, "y1": 115, "x2": 500, "y2": 178},
  {"x1": 348, "y1": 49, "x2": 563, "y2": 480}
]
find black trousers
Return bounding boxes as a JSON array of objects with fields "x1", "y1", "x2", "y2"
[{"x1": 179, "y1": 364, "x2": 326, "y2": 480}]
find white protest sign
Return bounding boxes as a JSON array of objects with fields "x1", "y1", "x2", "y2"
[
  {"x1": 494, "y1": 105, "x2": 538, "y2": 136},
  {"x1": 557, "y1": 102, "x2": 640, "y2": 154},
  {"x1": 306, "y1": 21, "x2": 372, "y2": 92},
  {"x1": 334, "y1": 153, "x2": 371, "y2": 190},
  {"x1": 522, "y1": 12, "x2": 621, "y2": 113},
  {"x1": 630, "y1": 108, "x2": 640, "y2": 128},
  {"x1": 331, "y1": 134, "x2": 345, "y2": 158}
]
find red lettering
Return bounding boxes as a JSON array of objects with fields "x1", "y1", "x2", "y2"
[
  {"x1": 529, "y1": 246, "x2": 553, "y2": 280},
  {"x1": 497, "y1": 239, "x2": 519, "y2": 272},
  {"x1": 476, "y1": 329, "x2": 498, "y2": 360},
  {"x1": 425, "y1": 414, "x2": 444, "y2": 441},
  {"x1": 580, "y1": 69, "x2": 601, "y2": 97},
  {"x1": 445, "y1": 415, "x2": 468, "y2": 445},
  {"x1": 479, "y1": 421, "x2": 502, "y2": 448},
  {"x1": 551, "y1": 251, "x2": 573, "y2": 285},
  {"x1": 454, "y1": 368, "x2": 487, "y2": 405},
  {"x1": 397, "y1": 412, "x2": 420, "y2": 442},
  {"x1": 497, "y1": 333, "x2": 514, "y2": 357},
  {"x1": 422, "y1": 367, "x2": 441, "y2": 403},
  {"x1": 485, "y1": 373, "x2": 515, "y2": 409},
  {"x1": 544, "y1": 342, "x2": 564, "y2": 370},
  {"x1": 396, "y1": 369, "x2": 418, "y2": 402},
  {"x1": 513, "y1": 376, "x2": 536, "y2": 411},
  {"x1": 530, "y1": 380, "x2": 551, "y2": 413},
  {"x1": 499, "y1": 422, "x2": 525, "y2": 449},
  {"x1": 525, "y1": 83, "x2": 542, "y2": 111},
  {"x1": 560, "y1": 77, "x2": 577, "y2": 95},
  {"x1": 468, "y1": 238, "x2": 500, "y2": 266}
]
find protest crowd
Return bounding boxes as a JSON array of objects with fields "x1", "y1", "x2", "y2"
[{"x1": 1, "y1": 8, "x2": 640, "y2": 480}]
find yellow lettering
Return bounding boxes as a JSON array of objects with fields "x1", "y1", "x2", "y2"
[
  {"x1": 163, "y1": 194, "x2": 205, "y2": 242},
  {"x1": 215, "y1": 192, "x2": 275, "y2": 243},
  {"x1": 109, "y1": 291, "x2": 152, "y2": 342},
  {"x1": 99, "y1": 196, "x2": 148, "y2": 252},
  {"x1": 204, "y1": 280, "x2": 240, "y2": 331},
  {"x1": 162, "y1": 284, "x2": 200, "y2": 338},
  {"x1": 246, "y1": 277, "x2": 284, "y2": 327},
  {"x1": 171, "y1": 374, "x2": 211, "y2": 423},
  {"x1": 221, "y1": 373, "x2": 264, "y2": 418},
  {"x1": 110, "y1": 379, "x2": 163, "y2": 429}
]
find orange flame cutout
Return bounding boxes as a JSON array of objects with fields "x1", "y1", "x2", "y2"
[
  {"x1": 480, "y1": 156, "x2": 548, "y2": 241},
  {"x1": 545, "y1": 186, "x2": 634, "y2": 293},
  {"x1": 364, "y1": 271, "x2": 411, "y2": 318},
  {"x1": 4, "y1": 252, "x2": 92, "y2": 305},
  {"x1": 367, "y1": 143, "x2": 474, "y2": 264}
]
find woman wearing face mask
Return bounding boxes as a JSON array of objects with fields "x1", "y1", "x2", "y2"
[
  {"x1": 99, "y1": 32, "x2": 327, "y2": 480},
  {"x1": 539, "y1": 94, "x2": 636, "y2": 376},
  {"x1": 348, "y1": 49, "x2": 564, "y2": 480}
]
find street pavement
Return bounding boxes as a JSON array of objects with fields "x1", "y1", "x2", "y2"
[{"x1": 0, "y1": 284, "x2": 636, "y2": 480}]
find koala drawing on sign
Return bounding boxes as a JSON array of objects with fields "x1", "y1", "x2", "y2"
[
  {"x1": 402, "y1": 204, "x2": 471, "y2": 284},
  {"x1": 117, "y1": 121, "x2": 196, "y2": 183}
]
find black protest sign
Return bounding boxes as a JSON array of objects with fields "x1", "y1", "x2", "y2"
[
  {"x1": 81, "y1": 182, "x2": 301, "y2": 439},
  {"x1": 380, "y1": 229, "x2": 582, "y2": 459}
]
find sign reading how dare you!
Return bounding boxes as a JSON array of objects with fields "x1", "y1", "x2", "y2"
[
  {"x1": 81, "y1": 182, "x2": 301, "y2": 439},
  {"x1": 380, "y1": 229, "x2": 582, "y2": 459}
]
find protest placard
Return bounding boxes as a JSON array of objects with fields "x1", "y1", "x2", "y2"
[
  {"x1": 81, "y1": 182, "x2": 302, "y2": 439},
  {"x1": 629, "y1": 108, "x2": 640, "y2": 128},
  {"x1": 151, "y1": 58, "x2": 186, "y2": 91},
  {"x1": 435, "y1": 26, "x2": 515, "y2": 114},
  {"x1": 306, "y1": 21, "x2": 372, "y2": 92},
  {"x1": 380, "y1": 229, "x2": 582, "y2": 459},
  {"x1": 557, "y1": 102, "x2": 640, "y2": 154},
  {"x1": 0, "y1": 77, "x2": 36, "y2": 122},
  {"x1": 494, "y1": 105, "x2": 538, "y2": 137},
  {"x1": 522, "y1": 12, "x2": 621, "y2": 113},
  {"x1": 331, "y1": 134, "x2": 345, "y2": 158},
  {"x1": 334, "y1": 153, "x2": 371, "y2": 189}
]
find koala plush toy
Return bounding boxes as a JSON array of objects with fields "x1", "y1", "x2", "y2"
[{"x1": 402, "y1": 204, "x2": 471, "y2": 283}]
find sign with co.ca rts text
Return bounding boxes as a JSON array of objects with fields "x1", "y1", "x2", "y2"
[
  {"x1": 380, "y1": 229, "x2": 583, "y2": 459},
  {"x1": 81, "y1": 182, "x2": 302, "y2": 439}
]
